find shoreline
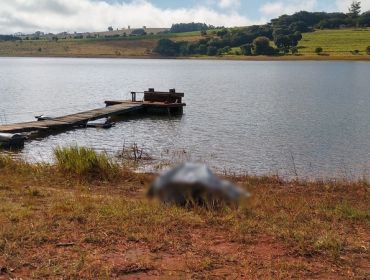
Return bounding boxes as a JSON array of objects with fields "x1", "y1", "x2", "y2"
[{"x1": 1, "y1": 54, "x2": 370, "y2": 61}]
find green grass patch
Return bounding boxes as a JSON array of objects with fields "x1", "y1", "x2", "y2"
[
  {"x1": 299, "y1": 28, "x2": 370, "y2": 56},
  {"x1": 54, "y1": 146, "x2": 119, "y2": 180},
  {"x1": 0, "y1": 154, "x2": 12, "y2": 168},
  {"x1": 334, "y1": 202, "x2": 370, "y2": 221}
]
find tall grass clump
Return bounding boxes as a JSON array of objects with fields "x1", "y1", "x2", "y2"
[
  {"x1": 0, "y1": 154, "x2": 12, "y2": 169},
  {"x1": 54, "y1": 146, "x2": 119, "y2": 180}
]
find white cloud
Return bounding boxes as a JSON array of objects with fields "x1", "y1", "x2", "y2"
[
  {"x1": 0, "y1": 0, "x2": 254, "y2": 34},
  {"x1": 218, "y1": 0, "x2": 241, "y2": 9},
  {"x1": 259, "y1": 0, "x2": 317, "y2": 18},
  {"x1": 336, "y1": 0, "x2": 370, "y2": 12}
]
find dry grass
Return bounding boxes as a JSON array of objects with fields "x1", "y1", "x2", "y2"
[
  {"x1": 1, "y1": 28, "x2": 369, "y2": 60},
  {"x1": 0, "y1": 39, "x2": 158, "y2": 57},
  {"x1": 0, "y1": 33, "x2": 202, "y2": 58},
  {"x1": 0, "y1": 155, "x2": 368, "y2": 279}
]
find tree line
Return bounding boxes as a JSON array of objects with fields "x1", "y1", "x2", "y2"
[
  {"x1": 169, "y1": 23, "x2": 216, "y2": 33},
  {"x1": 0, "y1": 35, "x2": 21, "y2": 41},
  {"x1": 154, "y1": 21, "x2": 302, "y2": 56},
  {"x1": 154, "y1": 2, "x2": 370, "y2": 57}
]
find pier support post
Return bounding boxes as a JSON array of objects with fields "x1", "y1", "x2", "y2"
[{"x1": 131, "y1": 92, "x2": 137, "y2": 102}]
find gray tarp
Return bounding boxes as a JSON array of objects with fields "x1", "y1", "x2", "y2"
[{"x1": 148, "y1": 163, "x2": 250, "y2": 206}]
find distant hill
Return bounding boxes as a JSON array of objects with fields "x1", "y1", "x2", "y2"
[{"x1": 0, "y1": 10, "x2": 369, "y2": 60}]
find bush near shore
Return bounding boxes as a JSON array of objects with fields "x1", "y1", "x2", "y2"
[
  {"x1": 54, "y1": 146, "x2": 119, "y2": 181},
  {"x1": 0, "y1": 147, "x2": 369, "y2": 278}
]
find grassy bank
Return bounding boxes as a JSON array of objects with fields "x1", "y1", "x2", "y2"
[
  {"x1": 0, "y1": 28, "x2": 369, "y2": 60},
  {"x1": 298, "y1": 28, "x2": 370, "y2": 56},
  {"x1": 0, "y1": 149, "x2": 369, "y2": 279}
]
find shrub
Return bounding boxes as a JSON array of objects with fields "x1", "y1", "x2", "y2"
[
  {"x1": 253, "y1": 37, "x2": 277, "y2": 55},
  {"x1": 366, "y1": 46, "x2": 370, "y2": 55},
  {"x1": 131, "y1": 28, "x2": 146, "y2": 36},
  {"x1": 315, "y1": 47, "x2": 323, "y2": 55},
  {"x1": 291, "y1": 46, "x2": 299, "y2": 54},
  {"x1": 153, "y1": 39, "x2": 181, "y2": 56},
  {"x1": 54, "y1": 146, "x2": 119, "y2": 180},
  {"x1": 218, "y1": 46, "x2": 231, "y2": 55},
  {"x1": 240, "y1": 44, "x2": 253, "y2": 56},
  {"x1": 351, "y1": 49, "x2": 360, "y2": 55},
  {"x1": 206, "y1": 46, "x2": 218, "y2": 56},
  {"x1": 217, "y1": 29, "x2": 229, "y2": 37}
]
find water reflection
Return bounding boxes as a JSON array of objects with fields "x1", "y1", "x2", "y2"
[{"x1": 1, "y1": 58, "x2": 370, "y2": 179}]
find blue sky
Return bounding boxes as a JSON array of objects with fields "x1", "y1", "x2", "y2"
[{"x1": 1, "y1": 0, "x2": 369, "y2": 34}]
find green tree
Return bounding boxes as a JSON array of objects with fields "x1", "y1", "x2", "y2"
[
  {"x1": 218, "y1": 46, "x2": 231, "y2": 55},
  {"x1": 131, "y1": 28, "x2": 147, "y2": 36},
  {"x1": 153, "y1": 39, "x2": 181, "y2": 56},
  {"x1": 274, "y1": 35, "x2": 291, "y2": 53},
  {"x1": 315, "y1": 47, "x2": 323, "y2": 55},
  {"x1": 289, "y1": 21, "x2": 310, "y2": 32},
  {"x1": 198, "y1": 44, "x2": 208, "y2": 55},
  {"x1": 253, "y1": 37, "x2": 276, "y2": 55},
  {"x1": 291, "y1": 46, "x2": 298, "y2": 55},
  {"x1": 366, "y1": 46, "x2": 370, "y2": 55},
  {"x1": 170, "y1": 23, "x2": 213, "y2": 33},
  {"x1": 274, "y1": 31, "x2": 302, "y2": 54},
  {"x1": 207, "y1": 46, "x2": 218, "y2": 56},
  {"x1": 348, "y1": 1, "x2": 361, "y2": 18},
  {"x1": 240, "y1": 44, "x2": 253, "y2": 56},
  {"x1": 217, "y1": 29, "x2": 229, "y2": 38}
]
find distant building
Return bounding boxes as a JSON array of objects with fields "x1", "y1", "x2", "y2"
[
  {"x1": 16, "y1": 26, "x2": 169, "y2": 41},
  {"x1": 81, "y1": 27, "x2": 169, "y2": 38}
]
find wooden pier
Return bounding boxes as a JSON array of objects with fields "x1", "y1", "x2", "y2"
[
  {"x1": 0, "y1": 89, "x2": 186, "y2": 148},
  {"x1": 0, "y1": 102, "x2": 144, "y2": 134}
]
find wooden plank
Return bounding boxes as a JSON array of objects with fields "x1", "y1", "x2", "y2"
[{"x1": 0, "y1": 102, "x2": 145, "y2": 134}]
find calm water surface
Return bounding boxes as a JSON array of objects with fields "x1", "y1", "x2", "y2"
[{"x1": 1, "y1": 57, "x2": 370, "y2": 179}]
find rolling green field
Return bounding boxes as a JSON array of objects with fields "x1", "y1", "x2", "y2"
[
  {"x1": 0, "y1": 28, "x2": 369, "y2": 59},
  {"x1": 298, "y1": 28, "x2": 370, "y2": 56}
]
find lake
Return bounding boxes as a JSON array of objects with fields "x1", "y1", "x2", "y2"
[{"x1": 1, "y1": 57, "x2": 370, "y2": 179}]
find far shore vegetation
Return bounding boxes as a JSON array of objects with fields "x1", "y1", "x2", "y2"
[
  {"x1": 0, "y1": 146, "x2": 369, "y2": 278},
  {"x1": 0, "y1": 2, "x2": 370, "y2": 60}
]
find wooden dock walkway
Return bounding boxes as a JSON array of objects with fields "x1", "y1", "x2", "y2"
[
  {"x1": 0, "y1": 89, "x2": 186, "y2": 148},
  {"x1": 0, "y1": 102, "x2": 144, "y2": 134}
]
